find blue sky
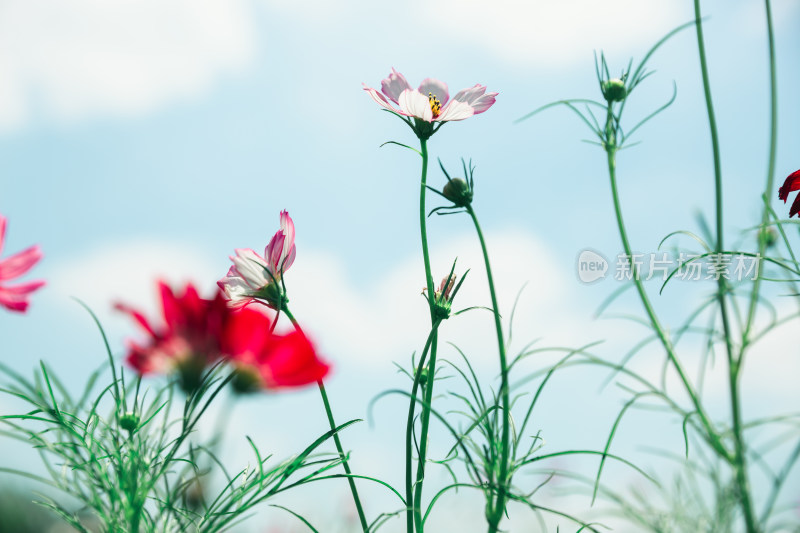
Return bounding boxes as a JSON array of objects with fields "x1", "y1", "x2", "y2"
[{"x1": 1, "y1": 0, "x2": 799, "y2": 530}]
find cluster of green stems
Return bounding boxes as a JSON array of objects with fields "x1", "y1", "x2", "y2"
[
  {"x1": 597, "y1": 2, "x2": 778, "y2": 530},
  {"x1": 404, "y1": 136, "x2": 511, "y2": 533}
]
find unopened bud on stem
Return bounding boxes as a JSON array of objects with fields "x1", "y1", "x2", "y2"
[{"x1": 602, "y1": 78, "x2": 627, "y2": 103}]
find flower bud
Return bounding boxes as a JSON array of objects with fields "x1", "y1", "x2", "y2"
[
  {"x1": 119, "y1": 412, "x2": 140, "y2": 432},
  {"x1": 758, "y1": 227, "x2": 778, "y2": 248},
  {"x1": 602, "y1": 79, "x2": 627, "y2": 103},
  {"x1": 442, "y1": 178, "x2": 473, "y2": 207}
]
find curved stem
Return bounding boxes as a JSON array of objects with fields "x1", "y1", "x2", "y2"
[
  {"x1": 749, "y1": 4, "x2": 782, "y2": 530},
  {"x1": 466, "y1": 206, "x2": 510, "y2": 533},
  {"x1": 693, "y1": 4, "x2": 758, "y2": 531},
  {"x1": 410, "y1": 137, "x2": 440, "y2": 533},
  {"x1": 605, "y1": 138, "x2": 727, "y2": 461},
  {"x1": 282, "y1": 306, "x2": 369, "y2": 533}
]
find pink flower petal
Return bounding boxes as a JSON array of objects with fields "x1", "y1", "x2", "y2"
[
  {"x1": 0, "y1": 215, "x2": 6, "y2": 256},
  {"x1": 363, "y1": 85, "x2": 402, "y2": 114},
  {"x1": 278, "y1": 210, "x2": 296, "y2": 273},
  {"x1": 469, "y1": 91, "x2": 498, "y2": 115},
  {"x1": 0, "y1": 245, "x2": 43, "y2": 281},
  {"x1": 380, "y1": 68, "x2": 412, "y2": 104},
  {"x1": 398, "y1": 89, "x2": 433, "y2": 122},
  {"x1": 453, "y1": 84, "x2": 485, "y2": 103},
  {"x1": 0, "y1": 290, "x2": 31, "y2": 312},
  {"x1": 265, "y1": 231, "x2": 285, "y2": 273},
  {"x1": 436, "y1": 99, "x2": 475, "y2": 122},
  {"x1": 0, "y1": 279, "x2": 46, "y2": 295},
  {"x1": 417, "y1": 78, "x2": 449, "y2": 106},
  {"x1": 453, "y1": 85, "x2": 498, "y2": 115}
]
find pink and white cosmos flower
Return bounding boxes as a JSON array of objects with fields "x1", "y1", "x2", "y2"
[
  {"x1": 218, "y1": 210, "x2": 296, "y2": 308},
  {"x1": 0, "y1": 214, "x2": 45, "y2": 313},
  {"x1": 363, "y1": 68, "x2": 497, "y2": 123}
]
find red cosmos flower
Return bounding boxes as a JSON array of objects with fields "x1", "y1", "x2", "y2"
[
  {"x1": 778, "y1": 169, "x2": 800, "y2": 218},
  {"x1": 0, "y1": 214, "x2": 45, "y2": 313},
  {"x1": 221, "y1": 306, "x2": 329, "y2": 392},
  {"x1": 117, "y1": 281, "x2": 329, "y2": 393},
  {"x1": 116, "y1": 282, "x2": 230, "y2": 392}
]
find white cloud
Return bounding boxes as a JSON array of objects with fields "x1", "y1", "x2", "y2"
[
  {"x1": 47, "y1": 239, "x2": 221, "y2": 325},
  {"x1": 44, "y1": 229, "x2": 595, "y2": 367},
  {"x1": 410, "y1": 0, "x2": 684, "y2": 67},
  {"x1": 286, "y1": 228, "x2": 592, "y2": 370},
  {"x1": 0, "y1": 0, "x2": 256, "y2": 132}
]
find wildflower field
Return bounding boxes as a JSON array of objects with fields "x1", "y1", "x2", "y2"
[{"x1": 1, "y1": 1, "x2": 799, "y2": 532}]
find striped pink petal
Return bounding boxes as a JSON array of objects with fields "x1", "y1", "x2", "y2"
[{"x1": 380, "y1": 68, "x2": 412, "y2": 104}]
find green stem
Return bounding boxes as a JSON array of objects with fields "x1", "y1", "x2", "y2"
[
  {"x1": 407, "y1": 321, "x2": 442, "y2": 532},
  {"x1": 748, "y1": 5, "x2": 781, "y2": 528},
  {"x1": 418, "y1": 139, "x2": 437, "y2": 313},
  {"x1": 282, "y1": 306, "x2": 369, "y2": 533},
  {"x1": 693, "y1": 4, "x2": 759, "y2": 531},
  {"x1": 742, "y1": 0, "x2": 778, "y2": 348},
  {"x1": 410, "y1": 137, "x2": 440, "y2": 533},
  {"x1": 466, "y1": 206, "x2": 510, "y2": 533},
  {"x1": 604, "y1": 135, "x2": 727, "y2": 461}
]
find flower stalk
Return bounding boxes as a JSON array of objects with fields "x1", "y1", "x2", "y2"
[
  {"x1": 603, "y1": 111, "x2": 727, "y2": 461},
  {"x1": 409, "y1": 137, "x2": 440, "y2": 533},
  {"x1": 406, "y1": 320, "x2": 442, "y2": 532},
  {"x1": 465, "y1": 204, "x2": 510, "y2": 533},
  {"x1": 282, "y1": 305, "x2": 369, "y2": 533},
  {"x1": 693, "y1": 2, "x2": 759, "y2": 530}
]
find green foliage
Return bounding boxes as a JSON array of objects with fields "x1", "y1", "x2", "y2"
[{"x1": 0, "y1": 309, "x2": 351, "y2": 533}]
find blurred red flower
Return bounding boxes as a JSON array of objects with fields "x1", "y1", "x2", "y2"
[
  {"x1": 115, "y1": 282, "x2": 230, "y2": 391},
  {"x1": 117, "y1": 281, "x2": 328, "y2": 393},
  {"x1": 222, "y1": 306, "x2": 329, "y2": 392}
]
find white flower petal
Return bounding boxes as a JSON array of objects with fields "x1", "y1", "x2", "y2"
[
  {"x1": 398, "y1": 89, "x2": 433, "y2": 122},
  {"x1": 230, "y1": 248, "x2": 270, "y2": 287},
  {"x1": 436, "y1": 99, "x2": 475, "y2": 122},
  {"x1": 218, "y1": 274, "x2": 252, "y2": 301}
]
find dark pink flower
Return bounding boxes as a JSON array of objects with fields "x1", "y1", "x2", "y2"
[
  {"x1": 0, "y1": 214, "x2": 45, "y2": 313},
  {"x1": 218, "y1": 210, "x2": 296, "y2": 308},
  {"x1": 778, "y1": 169, "x2": 800, "y2": 217}
]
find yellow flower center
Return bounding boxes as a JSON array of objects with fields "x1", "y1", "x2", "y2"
[{"x1": 428, "y1": 92, "x2": 442, "y2": 117}]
